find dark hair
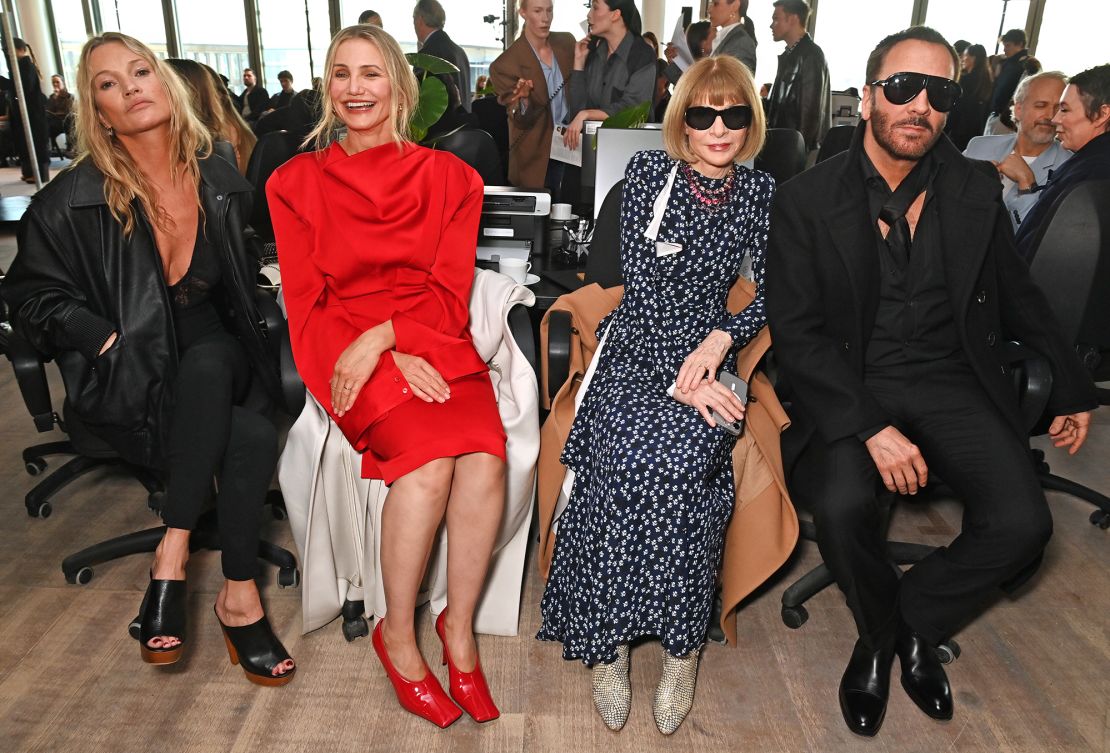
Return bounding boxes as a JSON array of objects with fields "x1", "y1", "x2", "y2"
[
  {"x1": 772, "y1": 0, "x2": 810, "y2": 27},
  {"x1": 358, "y1": 9, "x2": 381, "y2": 23},
  {"x1": 243, "y1": 67, "x2": 254, "y2": 74},
  {"x1": 277, "y1": 70, "x2": 293, "y2": 80},
  {"x1": 865, "y1": 26, "x2": 959, "y2": 85},
  {"x1": 686, "y1": 20, "x2": 712, "y2": 61},
  {"x1": 1022, "y1": 56, "x2": 1042, "y2": 77},
  {"x1": 1069, "y1": 64, "x2": 1110, "y2": 126},
  {"x1": 952, "y1": 39, "x2": 969, "y2": 55},
  {"x1": 960, "y1": 44, "x2": 993, "y2": 102},
  {"x1": 605, "y1": 0, "x2": 642, "y2": 38},
  {"x1": 740, "y1": 0, "x2": 757, "y2": 44},
  {"x1": 1000, "y1": 28, "x2": 1026, "y2": 46},
  {"x1": 655, "y1": 58, "x2": 668, "y2": 79}
]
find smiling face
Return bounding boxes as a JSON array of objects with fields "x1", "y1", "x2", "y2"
[
  {"x1": 1015, "y1": 76, "x2": 1066, "y2": 147},
  {"x1": 329, "y1": 37, "x2": 394, "y2": 145},
  {"x1": 684, "y1": 98, "x2": 749, "y2": 176},
  {"x1": 88, "y1": 41, "x2": 171, "y2": 138},
  {"x1": 1052, "y1": 84, "x2": 1110, "y2": 151},
  {"x1": 520, "y1": 0, "x2": 553, "y2": 40},
  {"x1": 861, "y1": 39, "x2": 954, "y2": 162}
]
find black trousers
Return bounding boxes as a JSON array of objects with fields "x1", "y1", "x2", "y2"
[
  {"x1": 790, "y1": 360, "x2": 1052, "y2": 649},
  {"x1": 161, "y1": 330, "x2": 278, "y2": 581}
]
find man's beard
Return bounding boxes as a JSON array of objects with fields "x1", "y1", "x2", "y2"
[
  {"x1": 1022, "y1": 119, "x2": 1058, "y2": 146},
  {"x1": 870, "y1": 105, "x2": 943, "y2": 161}
]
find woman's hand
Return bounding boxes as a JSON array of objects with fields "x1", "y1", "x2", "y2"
[
  {"x1": 507, "y1": 77, "x2": 533, "y2": 109},
  {"x1": 331, "y1": 329, "x2": 387, "y2": 417},
  {"x1": 574, "y1": 37, "x2": 591, "y2": 70},
  {"x1": 672, "y1": 378, "x2": 746, "y2": 428},
  {"x1": 393, "y1": 352, "x2": 450, "y2": 403},
  {"x1": 675, "y1": 329, "x2": 733, "y2": 393},
  {"x1": 664, "y1": 43, "x2": 678, "y2": 63},
  {"x1": 563, "y1": 111, "x2": 589, "y2": 150}
]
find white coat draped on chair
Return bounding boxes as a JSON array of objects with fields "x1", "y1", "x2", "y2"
[{"x1": 278, "y1": 268, "x2": 541, "y2": 635}]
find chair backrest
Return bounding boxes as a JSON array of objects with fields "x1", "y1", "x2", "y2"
[
  {"x1": 430, "y1": 127, "x2": 506, "y2": 186},
  {"x1": 816, "y1": 124, "x2": 855, "y2": 164},
  {"x1": 584, "y1": 178, "x2": 624, "y2": 288},
  {"x1": 244, "y1": 130, "x2": 300, "y2": 243},
  {"x1": 1027, "y1": 179, "x2": 1110, "y2": 346},
  {"x1": 755, "y1": 128, "x2": 807, "y2": 184}
]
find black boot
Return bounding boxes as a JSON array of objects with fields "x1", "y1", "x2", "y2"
[
  {"x1": 838, "y1": 637, "x2": 894, "y2": 737},
  {"x1": 896, "y1": 621, "x2": 953, "y2": 720}
]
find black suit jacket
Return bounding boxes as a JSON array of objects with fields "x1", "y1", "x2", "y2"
[
  {"x1": 766, "y1": 123, "x2": 1096, "y2": 456},
  {"x1": 236, "y1": 85, "x2": 270, "y2": 122},
  {"x1": 421, "y1": 29, "x2": 471, "y2": 112}
]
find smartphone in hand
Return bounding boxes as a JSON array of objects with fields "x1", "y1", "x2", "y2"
[{"x1": 710, "y1": 371, "x2": 748, "y2": 436}]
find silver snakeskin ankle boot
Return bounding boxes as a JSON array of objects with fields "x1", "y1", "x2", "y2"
[
  {"x1": 653, "y1": 646, "x2": 701, "y2": 735},
  {"x1": 591, "y1": 643, "x2": 631, "y2": 730}
]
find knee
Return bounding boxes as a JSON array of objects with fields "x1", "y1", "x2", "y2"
[
  {"x1": 810, "y1": 485, "x2": 883, "y2": 547},
  {"x1": 400, "y1": 457, "x2": 456, "y2": 498},
  {"x1": 992, "y1": 499, "x2": 1053, "y2": 566},
  {"x1": 465, "y1": 452, "x2": 505, "y2": 487},
  {"x1": 229, "y1": 409, "x2": 279, "y2": 469}
]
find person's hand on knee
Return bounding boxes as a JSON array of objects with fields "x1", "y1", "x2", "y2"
[{"x1": 864, "y1": 426, "x2": 928, "y2": 495}]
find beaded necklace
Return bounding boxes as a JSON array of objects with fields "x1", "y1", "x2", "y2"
[{"x1": 681, "y1": 162, "x2": 736, "y2": 213}]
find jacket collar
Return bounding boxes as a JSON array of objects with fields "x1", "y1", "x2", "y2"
[{"x1": 68, "y1": 151, "x2": 253, "y2": 209}]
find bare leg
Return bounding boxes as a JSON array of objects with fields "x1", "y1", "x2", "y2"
[
  {"x1": 443, "y1": 452, "x2": 506, "y2": 672},
  {"x1": 380, "y1": 457, "x2": 457, "y2": 680},
  {"x1": 146, "y1": 527, "x2": 190, "y2": 649},
  {"x1": 215, "y1": 578, "x2": 295, "y2": 676}
]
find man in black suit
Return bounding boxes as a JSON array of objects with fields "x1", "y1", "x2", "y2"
[
  {"x1": 413, "y1": 0, "x2": 471, "y2": 112},
  {"x1": 767, "y1": 26, "x2": 1096, "y2": 738},
  {"x1": 236, "y1": 68, "x2": 269, "y2": 124}
]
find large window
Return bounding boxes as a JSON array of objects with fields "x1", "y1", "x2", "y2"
[
  {"x1": 96, "y1": 0, "x2": 167, "y2": 53},
  {"x1": 178, "y1": 0, "x2": 250, "y2": 91},
  {"x1": 925, "y1": 0, "x2": 1030, "y2": 57},
  {"x1": 51, "y1": 0, "x2": 88, "y2": 88},
  {"x1": 813, "y1": 0, "x2": 915, "y2": 91},
  {"x1": 1034, "y1": 0, "x2": 1110, "y2": 77},
  {"x1": 256, "y1": 0, "x2": 333, "y2": 95}
]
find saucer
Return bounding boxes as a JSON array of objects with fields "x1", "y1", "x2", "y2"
[
  {"x1": 552, "y1": 214, "x2": 579, "y2": 223},
  {"x1": 522, "y1": 273, "x2": 541, "y2": 285}
]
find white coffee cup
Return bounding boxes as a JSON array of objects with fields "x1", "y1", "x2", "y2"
[
  {"x1": 499, "y1": 258, "x2": 532, "y2": 283},
  {"x1": 551, "y1": 203, "x2": 573, "y2": 221}
]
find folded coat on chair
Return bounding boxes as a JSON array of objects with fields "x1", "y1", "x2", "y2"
[
  {"x1": 279, "y1": 268, "x2": 541, "y2": 635},
  {"x1": 536, "y1": 278, "x2": 799, "y2": 644}
]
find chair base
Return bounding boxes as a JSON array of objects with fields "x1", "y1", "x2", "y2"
[
  {"x1": 23, "y1": 441, "x2": 162, "y2": 519},
  {"x1": 1032, "y1": 449, "x2": 1110, "y2": 528}
]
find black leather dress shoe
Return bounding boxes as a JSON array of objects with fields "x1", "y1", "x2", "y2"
[
  {"x1": 896, "y1": 627, "x2": 953, "y2": 720},
  {"x1": 838, "y1": 638, "x2": 894, "y2": 737}
]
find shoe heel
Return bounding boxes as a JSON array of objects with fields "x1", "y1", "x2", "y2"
[{"x1": 221, "y1": 629, "x2": 240, "y2": 666}]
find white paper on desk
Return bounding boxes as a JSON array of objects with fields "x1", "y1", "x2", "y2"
[
  {"x1": 668, "y1": 17, "x2": 695, "y2": 71},
  {"x1": 550, "y1": 125, "x2": 583, "y2": 167}
]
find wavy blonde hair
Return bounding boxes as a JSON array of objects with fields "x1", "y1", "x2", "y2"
[
  {"x1": 74, "y1": 33, "x2": 212, "y2": 236},
  {"x1": 304, "y1": 25, "x2": 419, "y2": 151},
  {"x1": 662, "y1": 55, "x2": 767, "y2": 165},
  {"x1": 167, "y1": 57, "x2": 256, "y2": 173}
]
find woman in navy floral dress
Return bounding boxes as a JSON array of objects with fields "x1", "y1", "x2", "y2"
[{"x1": 538, "y1": 56, "x2": 774, "y2": 735}]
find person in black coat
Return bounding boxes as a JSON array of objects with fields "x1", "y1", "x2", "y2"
[
  {"x1": 413, "y1": 0, "x2": 471, "y2": 112},
  {"x1": 1, "y1": 38, "x2": 50, "y2": 182},
  {"x1": 766, "y1": 27, "x2": 1095, "y2": 738},
  {"x1": 235, "y1": 67, "x2": 269, "y2": 123},
  {"x1": 944, "y1": 43, "x2": 992, "y2": 150}
]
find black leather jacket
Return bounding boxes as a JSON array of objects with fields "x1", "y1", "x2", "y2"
[
  {"x1": 766, "y1": 34, "x2": 831, "y2": 152},
  {"x1": 2, "y1": 153, "x2": 279, "y2": 467}
]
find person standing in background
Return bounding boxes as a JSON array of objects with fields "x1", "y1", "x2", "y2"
[
  {"x1": 945, "y1": 43, "x2": 993, "y2": 150},
  {"x1": 2, "y1": 38, "x2": 50, "y2": 182},
  {"x1": 708, "y1": 0, "x2": 757, "y2": 74},
  {"x1": 984, "y1": 28, "x2": 1028, "y2": 135},
  {"x1": 766, "y1": 0, "x2": 830, "y2": 152},
  {"x1": 414, "y1": 0, "x2": 472, "y2": 112}
]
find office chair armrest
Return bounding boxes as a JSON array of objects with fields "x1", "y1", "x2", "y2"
[
  {"x1": 1001, "y1": 340, "x2": 1054, "y2": 433},
  {"x1": 6, "y1": 326, "x2": 58, "y2": 433},
  {"x1": 546, "y1": 309, "x2": 572, "y2": 404},
  {"x1": 508, "y1": 302, "x2": 536, "y2": 373},
  {"x1": 279, "y1": 328, "x2": 305, "y2": 417}
]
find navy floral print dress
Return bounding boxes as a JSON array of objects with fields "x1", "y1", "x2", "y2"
[{"x1": 537, "y1": 149, "x2": 775, "y2": 665}]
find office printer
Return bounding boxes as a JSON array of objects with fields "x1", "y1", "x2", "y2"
[{"x1": 477, "y1": 187, "x2": 551, "y2": 262}]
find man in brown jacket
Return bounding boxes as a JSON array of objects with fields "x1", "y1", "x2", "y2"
[{"x1": 489, "y1": 0, "x2": 575, "y2": 190}]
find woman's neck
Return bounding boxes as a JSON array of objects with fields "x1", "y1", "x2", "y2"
[
  {"x1": 689, "y1": 159, "x2": 732, "y2": 180},
  {"x1": 601, "y1": 26, "x2": 627, "y2": 54},
  {"x1": 118, "y1": 125, "x2": 177, "y2": 184},
  {"x1": 342, "y1": 125, "x2": 394, "y2": 154}
]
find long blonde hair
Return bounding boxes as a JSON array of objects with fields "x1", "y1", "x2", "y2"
[
  {"x1": 74, "y1": 33, "x2": 213, "y2": 236},
  {"x1": 304, "y1": 25, "x2": 419, "y2": 151},
  {"x1": 167, "y1": 57, "x2": 256, "y2": 173}
]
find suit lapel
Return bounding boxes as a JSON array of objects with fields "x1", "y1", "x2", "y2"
[{"x1": 823, "y1": 159, "x2": 879, "y2": 340}]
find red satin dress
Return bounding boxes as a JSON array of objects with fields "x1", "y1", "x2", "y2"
[{"x1": 268, "y1": 141, "x2": 506, "y2": 484}]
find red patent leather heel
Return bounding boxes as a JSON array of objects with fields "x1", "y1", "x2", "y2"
[
  {"x1": 372, "y1": 619, "x2": 461, "y2": 728},
  {"x1": 435, "y1": 609, "x2": 500, "y2": 723}
]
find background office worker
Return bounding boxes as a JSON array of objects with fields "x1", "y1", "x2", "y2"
[
  {"x1": 708, "y1": 0, "x2": 757, "y2": 74},
  {"x1": 413, "y1": 0, "x2": 471, "y2": 112},
  {"x1": 767, "y1": 26, "x2": 1096, "y2": 738}
]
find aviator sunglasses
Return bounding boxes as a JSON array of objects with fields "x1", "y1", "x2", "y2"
[
  {"x1": 684, "y1": 104, "x2": 753, "y2": 130},
  {"x1": 870, "y1": 72, "x2": 962, "y2": 112}
]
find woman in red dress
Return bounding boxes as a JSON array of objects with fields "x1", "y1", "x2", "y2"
[{"x1": 268, "y1": 25, "x2": 506, "y2": 728}]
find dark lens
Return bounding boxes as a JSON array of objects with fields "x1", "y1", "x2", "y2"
[
  {"x1": 882, "y1": 73, "x2": 927, "y2": 105},
  {"x1": 684, "y1": 106, "x2": 716, "y2": 130},
  {"x1": 926, "y1": 79, "x2": 962, "y2": 112},
  {"x1": 721, "y1": 105, "x2": 753, "y2": 130}
]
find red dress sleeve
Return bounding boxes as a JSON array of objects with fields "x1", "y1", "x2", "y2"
[{"x1": 267, "y1": 165, "x2": 411, "y2": 447}]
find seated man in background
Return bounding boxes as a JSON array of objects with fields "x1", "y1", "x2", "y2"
[
  {"x1": 964, "y1": 71, "x2": 1070, "y2": 230},
  {"x1": 1015, "y1": 64, "x2": 1110, "y2": 261},
  {"x1": 767, "y1": 26, "x2": 1096, "y2": 738}
]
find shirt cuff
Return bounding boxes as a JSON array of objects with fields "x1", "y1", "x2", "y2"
[
  {"x1": 63, "y1": 307, "x2": 117, "y2": 361},
  {"x1": 856, "y1": 423, "x2": 888, "y2": 443}
]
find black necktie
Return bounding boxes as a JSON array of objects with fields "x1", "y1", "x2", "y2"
[{"x1": 878, "y1": 157, "x2": 932, "y2": 269}]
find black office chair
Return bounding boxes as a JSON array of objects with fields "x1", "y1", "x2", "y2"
[
  {"x1": 777, "y1": 340, "x2": 1055, "y2": 662},
  {"x1": 816, "y1": 123, "x2": 856, "y2": 164},
  {"x1": 429, "y1": 126, "x2": 506, "y2": 186},
  {"x1": 244, "y1": 130, "x2": 301, "y2": 245},
  {"x1": 1027, "y1": 178, "x2": 1110, "y2": 528},
  {"x1": 545, "y1": 179, "x2": 625, "y2": 403},
  {"x1": 755, "y1": 128, "x2": 807, "y2": 184}
]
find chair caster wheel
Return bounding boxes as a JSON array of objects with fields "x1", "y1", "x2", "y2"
[
  {"x1": 267, "y1": 490, "x2": 288, "y2": 520},
  {"x1": 27, "y1": 501, "x2": 52, "y2": 518},
  {"x1": 65, "y1": 566, "x2": 93, "y2": 585},
  {"x1": 1090, "y1": 510, "x2": 1110, "y2": 529},
  {"x1": 935, "y1": 640, "x2": 961, "y2": 664},
  {"x1": 278, "y1": 567, "x2": 300, "y2": 588},
  {"x1": 25, "y1": 458, "x2": 47, "y2": 476},
  {"x1": 342, "y1": 615, "x2": 370, "y2": 642},
  {"x1": 147, "y1": 490, "x2": 165, "y2": 514},
  {"x1": 781, "y1": 604, "x2": 809, "y2": 629},
  {"x1": 128, "y1": 615, "x2": 141, "y2": 640}
]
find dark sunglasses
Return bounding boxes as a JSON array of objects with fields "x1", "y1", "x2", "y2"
[
  {"x1": 684, "y1": 104, "x2": 753, "y2": 131},
  {"x1": 870, "y1": 72, "x2": 962, "y2": 112}
]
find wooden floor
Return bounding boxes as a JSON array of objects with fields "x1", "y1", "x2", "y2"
[{"x1": 0, "y1": 195, "x2": 1107, "y2": 751}]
